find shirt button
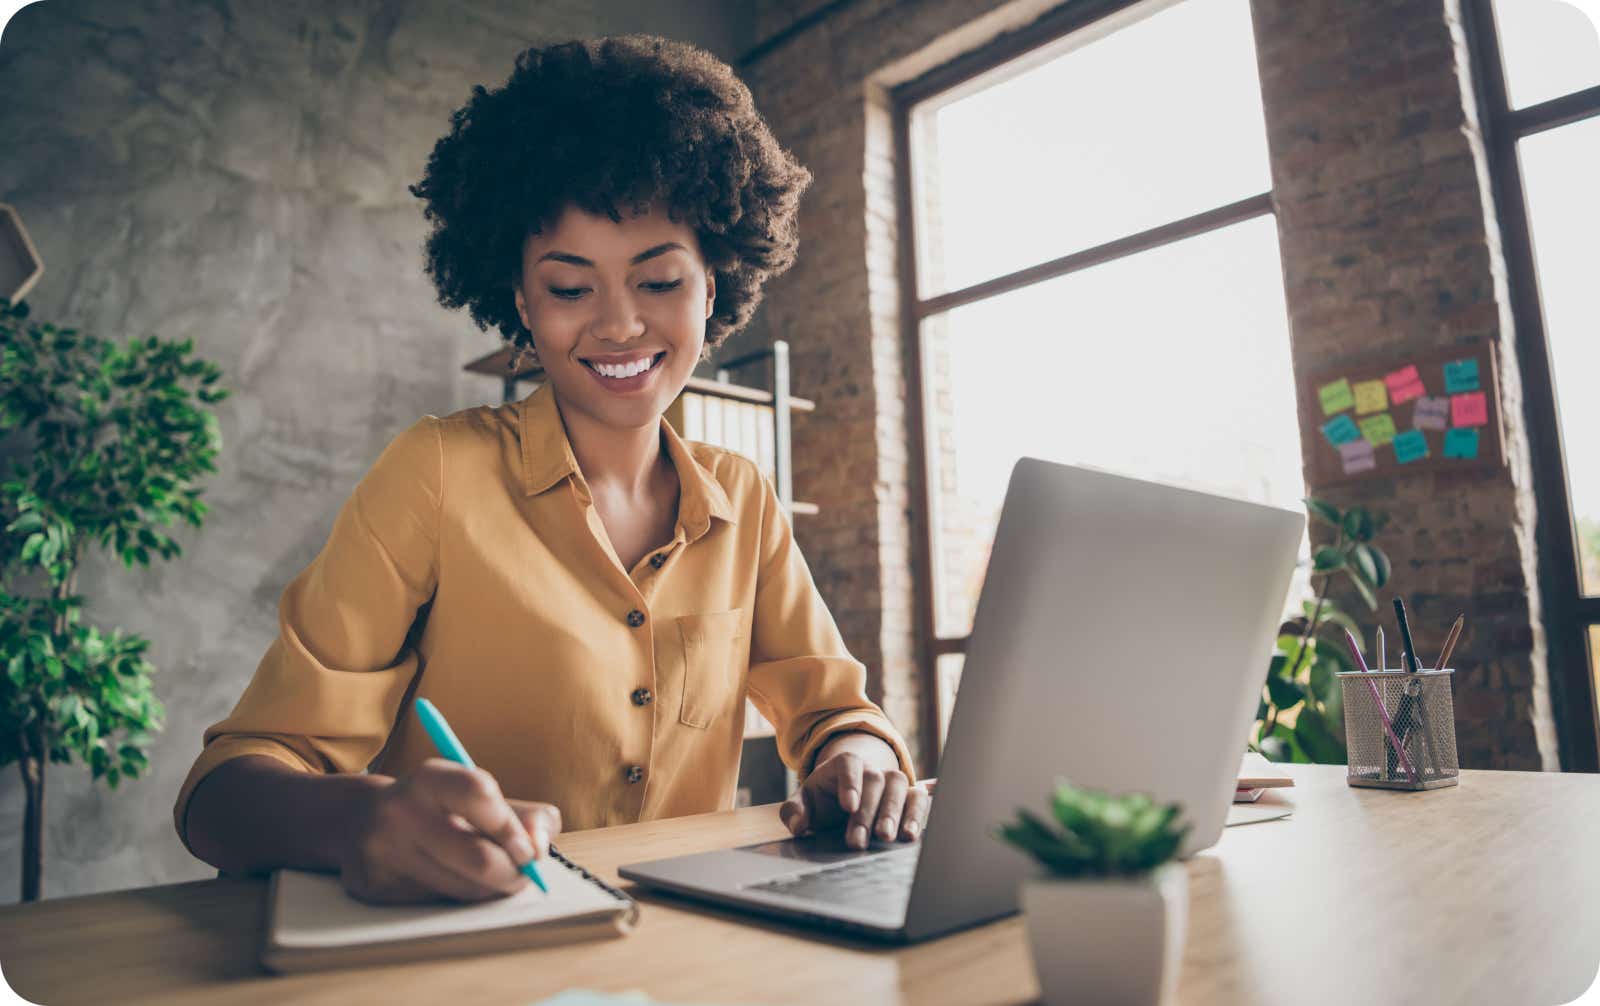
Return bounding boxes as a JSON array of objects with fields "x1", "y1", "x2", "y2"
[
  {"x1": 626, "y1": 609, "x2": 646, "y2": 627},
  {"x1": 631, "y1": 687, "x2": 654, "y2": 706},
  {"x1": 650, "y1": 552, "x2": 667, "y2": 568},
  {"x1": 625, "y1": 765, "x2": 645, "y2": 784}
]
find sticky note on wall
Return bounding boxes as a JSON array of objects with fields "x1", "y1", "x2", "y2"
[
  {"x1": 1384, "y1": 365, "x2": 1426, "y2": 405},
  {"x1": 1340, "y1": 438, "x2": 1376, "y2": 474},
  {"x1": 1444, "y1": 358, "x2": 1481, "y2": 394},
  {"x1": 1354, "y1": 380, "x2": 1389, "y2": 414},
  {"x1": 1322, "y1": 414, "x2": 1362, "y2": 446},
  {"x1": 1451, "y1": 391, "x2": 1488, "y2": 427},
  {"x1": 1413, "y1": 396, "x2": 1449, "y2": 430},
  {"x1": 1359, "y1": 413, "x2": 1397, "y2": 446},
  {"x1": 1319, "y1": 378, "x2": 1355, "y2": 415},
  {"x1": 1393, "y1": 429, "x2": 1429, "y2": 464},
  {"x1": 1444, "y1": 427, "x2": 1480, "y2": 459}
]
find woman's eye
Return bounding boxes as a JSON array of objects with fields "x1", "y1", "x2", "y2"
[{"x1": 548, "y1": 280, "x2": 681, "y2": 301}]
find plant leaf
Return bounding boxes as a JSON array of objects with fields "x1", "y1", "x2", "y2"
[
  {"x1": 1304, "y1": 497, "x2": 1341, "y2": 528},
  {"x1": 1342, "y1": 507, "x2": 1374, "y2": 542}
]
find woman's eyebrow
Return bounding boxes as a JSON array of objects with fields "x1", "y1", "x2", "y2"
[{"x1": 536, "y1": 242, "x2": 686, "y2": 267}]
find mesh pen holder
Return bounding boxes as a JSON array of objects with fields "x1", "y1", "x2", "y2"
[{"x1": 1337, "y1": 669, "x2": 1459, "y2": 790}]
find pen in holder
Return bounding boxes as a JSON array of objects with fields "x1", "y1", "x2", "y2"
[{"x1": 1337, "y1": 668, "x2": 1459, "y2": 790}]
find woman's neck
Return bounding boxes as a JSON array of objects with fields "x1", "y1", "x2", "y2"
[{"x1": 556, "y1": 394, "x2": 671, "y2": 501}]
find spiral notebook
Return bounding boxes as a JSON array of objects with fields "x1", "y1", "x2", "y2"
[{"x1": 261, "y1": 845, "x2": 638, "y2": 974}]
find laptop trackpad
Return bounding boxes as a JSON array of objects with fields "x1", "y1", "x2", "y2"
[{"x1": 739, "y1": 830, "x2": 909, "y2": 864}]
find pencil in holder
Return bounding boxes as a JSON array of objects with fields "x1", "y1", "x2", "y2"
[{"x1": 1336, "y1": 669, "x2": 1459, "y2": 790}]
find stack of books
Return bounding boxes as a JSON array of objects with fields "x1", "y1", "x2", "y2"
[{"x1": 666, "y1": 392, "x2": 775, "y2": 480}]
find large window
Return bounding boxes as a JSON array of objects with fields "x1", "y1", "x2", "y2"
[
  {"x1": 1469, "y1": 0, "x2": 1600, "y2": 770},
  {"x1": 894, "y1": 0, "x2": 1303, "y2": 755}
]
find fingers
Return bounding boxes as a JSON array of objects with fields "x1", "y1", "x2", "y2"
[
  {"x1": 414, "y1": 801, "x2": 531, "y2": 896},
  {"x1": 874, "y1": 772, "x2": 909, "y2": 842},
  {"x1": 779, "y1": 792, "x2": 808, "y2": 836},
  {"x1": 899, "y1": 784, "x2": 931, "y2": 841},
  {"x1": 836, "y1": 755, "x2": 864, "y2": 814},
  {"x1": 416, "y1": 759, "x2": 536, "y2": 869},
  {"x1": 507, "y1": 799, "x2": 563, "y2": 859},
  {"x1": 848, "y1": 765, "x2": 886, "y2": 850},
  {"x1": 410, "y1": 827, "x2": 524, "y2": 902}
]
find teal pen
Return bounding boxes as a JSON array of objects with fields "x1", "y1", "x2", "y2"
[{"x1": 413, "y1": 697, "x2": 548, "y2": 894}]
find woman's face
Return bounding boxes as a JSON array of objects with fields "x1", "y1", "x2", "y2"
[{"x1": 514, "y1": 201, "x2": 715, "y2": 434}]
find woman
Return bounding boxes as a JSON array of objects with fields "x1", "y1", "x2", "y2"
[{"x1": 174, "y1": 34, "x2": 927, "y2": 905}]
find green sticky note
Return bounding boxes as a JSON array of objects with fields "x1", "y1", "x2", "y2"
[
  {"x1": 1319, "y1": 378, "x2": 1355, "y2": 415},
  {"x1": 1359, "y1": 413, "x2": 1397, "y2": 447},
  {"x1": 1322, "y1": 414, "x2": 1361, "y2": 446},
  {"x1": 1444, "y1": 427, "x2": 1480, "y2": 459},
  {"x1": 1444, "y1": 358, "x2": 1480, "y2": 394},
  {"x1": 1393, "y1": 428, "x2": 1428, "y2": 464}
]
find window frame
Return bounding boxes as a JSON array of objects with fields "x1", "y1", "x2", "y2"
[
  {"x1": 888, "y1": 0, "x2": 1277, "y2": 762},
  {"x1": 1463, "y1": 0, "x2": 1600, "y2": 772}
]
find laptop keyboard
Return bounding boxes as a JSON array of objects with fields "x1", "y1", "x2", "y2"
[{"x1": 744, "y1": 852, "x2": 918, "y2": 910}]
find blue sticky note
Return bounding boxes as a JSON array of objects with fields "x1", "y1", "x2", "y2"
[
  {"x1": 1444, "y1": 358, "x2": 1480, "y2": 394},
  {"x1": 1444, "y1": 427, "x2": 1480, "y2": 459},
  {"x1": 1393, "y1": 429, "x2": 1429, "y2": 464},
  {"x1": 1322, "y1": 414, "x2": 1361, "y2": 446}
]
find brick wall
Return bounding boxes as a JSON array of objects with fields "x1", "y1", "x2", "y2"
[
  {"x1": 1252, "y1": 0, "x2": 1557, "y2": 769},
  {"x1": 739, "y1": 0, "x2": 1560, "y2": 771}
]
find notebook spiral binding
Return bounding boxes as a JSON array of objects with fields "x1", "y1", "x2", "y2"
[{"x1": 548, "y1": 843, "x2": 641, "y2": 926}]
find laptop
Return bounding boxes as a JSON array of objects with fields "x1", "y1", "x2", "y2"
[{"x1": 619, "y1": 457, "x2": 1304, "y2": 943}]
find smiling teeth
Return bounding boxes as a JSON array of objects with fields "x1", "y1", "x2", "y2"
[{"x1": 592, "y1": 356, "x2": 655, "y2": 379}]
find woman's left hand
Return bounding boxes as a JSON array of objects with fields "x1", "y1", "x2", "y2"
[{"x1": 779, "y1": 738, "x2": 930, "y2": 849}]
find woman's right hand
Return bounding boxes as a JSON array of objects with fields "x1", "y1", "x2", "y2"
[{"x1": 337, "y1": 757, "x2": 563, "y2": 905}]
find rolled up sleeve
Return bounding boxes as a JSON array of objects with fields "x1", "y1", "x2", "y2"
[
  {"x1": 172, "y1": 417, "x2": 443, "y2": 856},
  {"x1": 743, "y1": 471, "x2": 916, "y2": 783}
]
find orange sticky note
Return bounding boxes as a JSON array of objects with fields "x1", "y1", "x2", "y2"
[
  {"x1": 1451, "y1": 391, "x2": 1488, "y2": 427},
  {"x1": 1354, "y1": 380, "x2": 1388, "y2": 414}
]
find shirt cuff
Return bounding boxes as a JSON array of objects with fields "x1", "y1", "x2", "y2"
[
  {"x1": 797, "y1": 711, "x2": 917, "y2": 783},
  {"x1": 171, "y1": 737, "x2": 321, "y2": 860}
]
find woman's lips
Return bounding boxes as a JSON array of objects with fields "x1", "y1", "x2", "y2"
[{"x1": 581, "y1": 351, "x2": 666, "y2": 392}]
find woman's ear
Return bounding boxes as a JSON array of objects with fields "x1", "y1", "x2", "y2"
[
  {"x1": 514, "y1": 283, "x2": 529, "y2": 330},
  {"x1": 705, "y1": 272, "x2": 716, "y2": 320}
]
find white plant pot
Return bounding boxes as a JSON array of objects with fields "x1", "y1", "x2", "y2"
[{"x1": 1020, "y1": 861, "x2": 1188, "y2": 1006}]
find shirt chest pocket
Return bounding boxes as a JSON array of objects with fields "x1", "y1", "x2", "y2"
[{"x1": 676, "y1": 609, "x2": 748, "y2": 729}]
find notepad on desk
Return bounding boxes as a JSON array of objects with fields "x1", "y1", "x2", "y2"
[
  {"x1": 261, "y1": 845, "x2": 638, "y2": 974},
  {"x1": 1235, "y1": 750, "x2": 1294, "y2": 803}
]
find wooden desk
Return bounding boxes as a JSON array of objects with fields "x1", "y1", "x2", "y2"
[{"x1": 3, "y1": 765, "x2": 1598, "y2": 1005}]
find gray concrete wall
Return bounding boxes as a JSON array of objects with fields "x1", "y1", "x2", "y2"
[{"x1": 0, "y1": 0, "x2": 754, "y2": 902}]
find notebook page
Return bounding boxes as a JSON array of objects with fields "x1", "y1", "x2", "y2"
[{"x1": 273, "y1": 854, "x2": 623, "y2": 949}]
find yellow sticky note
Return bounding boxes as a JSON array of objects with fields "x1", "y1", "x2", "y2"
[
  {"x1": 1354, "y1": 380, "x2": 1388, "y2": 415},
  {"x1": 1359, "y1": 413, "x2": 1397, "y2": 447}
]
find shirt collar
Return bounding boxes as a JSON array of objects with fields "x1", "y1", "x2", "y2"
[{"x1": 518, "y1": 381, "x2": 736, "y2": 537}]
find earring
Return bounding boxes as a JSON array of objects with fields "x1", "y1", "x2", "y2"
[{"x1": 508, "y1": 341, "x2": 539, "y2": 372}]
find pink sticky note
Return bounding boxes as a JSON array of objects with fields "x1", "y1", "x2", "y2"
[
  {"x1": 1384, "y1": 365, "x2": 1421, "y2": 395},
  {"x1": 1390, "y1": 379, "x2": 1426, "y2": 405},
  {"x1": 1451, "y1": 391, "x2": 1488, "y2": 427}
]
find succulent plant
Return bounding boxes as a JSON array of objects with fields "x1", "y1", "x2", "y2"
[{"x1": 996, "y1": 779, "x2": 1190, "y2": 878}]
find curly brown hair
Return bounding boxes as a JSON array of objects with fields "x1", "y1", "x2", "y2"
[{"x1": 407, "y1": 34, "x2": 814, "y2": 357}]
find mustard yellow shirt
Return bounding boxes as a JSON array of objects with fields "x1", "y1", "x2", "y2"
[{"x1": 172, "y1": 381, "x2": 914, "y2": 856}]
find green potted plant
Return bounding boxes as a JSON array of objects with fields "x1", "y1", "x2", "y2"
[
  {"x1": 1253, "y1": 496, "x2": 1392, "y2": 765},
  {"x1": 0, "y1": 297, "x2": 228, "y2": 901},
  {"x1": 996, "y1": 780, "x2": 1191, "y2": 1006}
]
